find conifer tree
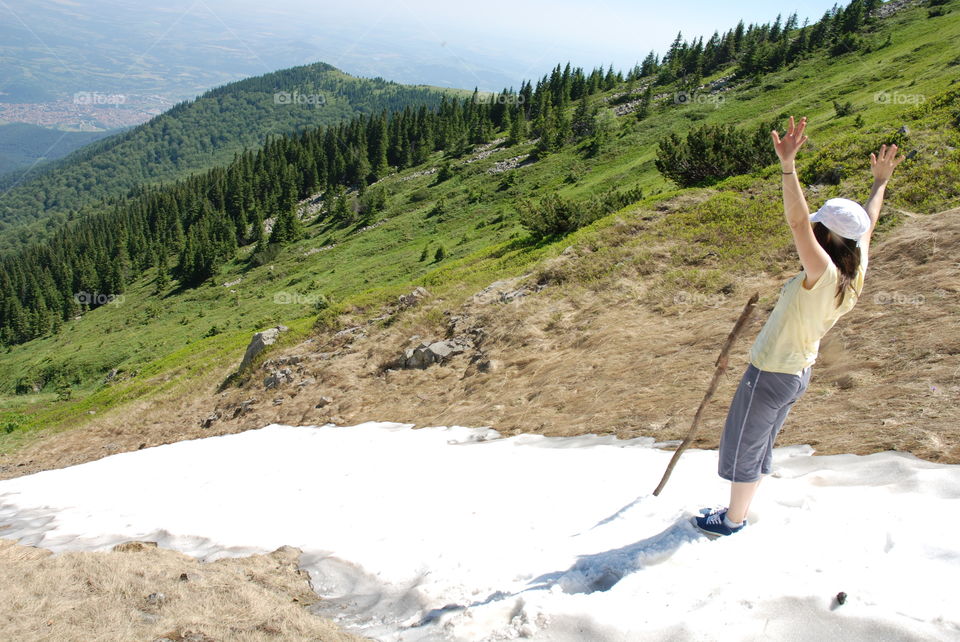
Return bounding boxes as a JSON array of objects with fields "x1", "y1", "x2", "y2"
[
  {"x1": 154, "y1": 249, "x2": 169, "y2": 295},
  {"x1": 269, "y1": 206, "x2": 304, "y2": 245},
  {"x1": 507, "y1": 109, "x2": 527, "y2": 146}
]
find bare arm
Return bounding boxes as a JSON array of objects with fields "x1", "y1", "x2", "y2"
[
  {"x1": 860, "y1": 143, "x2": 906, "y2": 256},
  {"x1": 771, "y1": 116, "x2": 830, "y2": 288}
]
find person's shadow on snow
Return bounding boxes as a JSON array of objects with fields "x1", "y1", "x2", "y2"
[
  {"x1": 411, "y1": 513, "x2": 700, "y2": 629},
  {"x1": 527, "y1": 514, "x2": 701, "y2": 594}
]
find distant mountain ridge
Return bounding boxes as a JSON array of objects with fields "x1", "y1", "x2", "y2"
[{"x1": 0, "y1": 62, "x2": 467, "y2": 253}]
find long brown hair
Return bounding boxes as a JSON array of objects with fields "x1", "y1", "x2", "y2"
[{"x1": 813, "y1": 221, "x2": 861, "y2": 307}]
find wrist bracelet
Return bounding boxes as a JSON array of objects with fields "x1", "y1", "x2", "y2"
[{"x1": 781, "y1": 171, "x2": 794, "y2": 175}]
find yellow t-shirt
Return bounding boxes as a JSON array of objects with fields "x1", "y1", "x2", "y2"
[{"x1": 749, "y1": 248, "x2": 867, "y2": 375}]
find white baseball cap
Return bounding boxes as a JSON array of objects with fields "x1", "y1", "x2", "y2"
[{"x1": 809, "y1": 198, "x2": 871, "y2": 241}]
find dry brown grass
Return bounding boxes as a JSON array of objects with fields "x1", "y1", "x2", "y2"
[
  {"x1": 0, "y1": 206, "x2": 957, "y2": 639},
  {"x1": 0, "y1": 538, "x2": 365, "y2": 641}
]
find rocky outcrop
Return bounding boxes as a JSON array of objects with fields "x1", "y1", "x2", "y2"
[
  {"x1": 398, "y1": 286, "x2": 430, "y2": 309},
  {"x1": 238, "y1": 325, "x2": 289, "y2": 371},
  {"x1": 391, "y1": 339, "x2": 470, "y2": 369},
  {"x1": 487, "y1": 154, "x2": 530, "y2": 174},
  {"x1": 470, "y1": 274, "x2": 544, "y2": 305},
  {"x1": 264, "y1": 368, "x2": 294, "y2": 390}
]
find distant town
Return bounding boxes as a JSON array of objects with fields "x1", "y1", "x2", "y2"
[{"x1": 0, "y1": 94, "x2": 176, "y2": 130}]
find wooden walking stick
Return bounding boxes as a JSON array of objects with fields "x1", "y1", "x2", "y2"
[{"x1": 652, "y1": 292, "x2": 760, "y2": 496}]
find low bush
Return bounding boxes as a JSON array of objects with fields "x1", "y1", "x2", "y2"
[{"x1": 655, "y1": 119, "x2": 780, "y2": 187}]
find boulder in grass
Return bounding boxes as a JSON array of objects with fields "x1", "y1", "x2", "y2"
[
  {"x1": 395, "y1": 339, "x2": 467, "y2": 369},
  {"x1": 398, "y1": 286, "x2": 430, "y2": 309},
  {"x1": 239, "y1": 325, "x2": 289, "y2": 371}
]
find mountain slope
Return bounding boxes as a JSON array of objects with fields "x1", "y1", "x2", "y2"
[
  {"x1": 0, "y1": 0, "x2": 958, "y2": 464},
  {"x1": 0, "y1": 62, "x2": 468, "y2": 252}
]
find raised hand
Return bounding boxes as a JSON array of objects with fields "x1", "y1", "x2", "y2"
[
  {"x1": 771, "y1": 115, "x2": 808, "y2": 166},
  {"x1": 870, "y1": 143, "x2": 906, "y2": 184}
]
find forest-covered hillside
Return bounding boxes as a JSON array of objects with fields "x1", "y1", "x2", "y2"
[{"x1": 0, "y1": 62, "x2": 470, "y2": 252}]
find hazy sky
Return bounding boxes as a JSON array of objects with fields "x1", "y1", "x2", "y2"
[
  {"x1": 206, "y1": 0, "x2": 847, "y2": 87},
  {"x1": 2, "y1": 0, "x2": 850, "y2": 102}
]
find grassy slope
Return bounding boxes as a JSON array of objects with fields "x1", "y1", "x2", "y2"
[{"x1": 1, "y1": 0, "x2": 959, "y2": 451}]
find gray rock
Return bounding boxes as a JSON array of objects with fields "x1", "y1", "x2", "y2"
[
  {"x1": 200, "y1": 411, "x2": 220, "y2": 429},
  {"x1": 146, "y1": 592, "x2": 166, "y2": 606},
  {"x1": 264, "y1": 367, "x2": 294, "y2": 389},
  {"x1": 500, "y1": 287, "x2": 530, "y2": 303},
  {"x1": 231, "y1": 399, "x2": 256, "y2": 418},
  {"x1": 239, "y1": 325, "x2": 288, "y2": 371},
  {"x1": 315, "y1": 396, "x2": 333, "y2": 408},
  {"x1": 401, "y1": 342, "x2": 435, "y2": 369},
  {"x1": 428, "y1": 340, "x2": 464, "y2": 359},
  {"x1": 398, "y1": 286, "x2": 430, "y2": 308},
  {"x1": 396, "y1": 339, "x2": 467, "y2": 369},
  {"x1": 476, "y1": 358, "x2": 501, "y2": 373},
  {"x1": 333, "y1": 325, "x2": 365, "y2": 340},
  {"x1": 263, "y1": 354, "x2": 303, "y2": 368}
]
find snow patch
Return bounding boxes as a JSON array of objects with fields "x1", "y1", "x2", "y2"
[{"x1": 1, "y1": 421, "x2": 958, "y2": 641}]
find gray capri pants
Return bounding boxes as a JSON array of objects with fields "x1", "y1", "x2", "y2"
[{"x1": 718, "y1": 362, "x2": 812, "y2": 482}]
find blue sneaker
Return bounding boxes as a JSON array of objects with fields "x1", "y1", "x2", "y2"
[{"x1": 694, "y1": 507, "x2": 746, "y2": 537}]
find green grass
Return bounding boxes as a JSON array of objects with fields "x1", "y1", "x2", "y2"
[{"x1": 3, "y1": 1, "x2": 960, "y2": 450}]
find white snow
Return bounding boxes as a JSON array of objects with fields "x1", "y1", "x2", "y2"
[{"x1": 1, "y1": 421, "x2": 958, "y2": 641}]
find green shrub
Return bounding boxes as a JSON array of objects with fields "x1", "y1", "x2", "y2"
[
  {"x1": 55, "y1": 378, "x2": 72, "y2": 401},
  {"x1": 427, "y1": 197, "x2": 447, "y2": 219},
  {"x1": 894, "y1": 147, "x2": 960, "y2": 213},
  {"x1": 409, "y1": 187, "x2": 431, "y2": 202},
  {"x1": 434, "y1": 161, "x2": 455, "y2": 183},
  {"x1": 830, "y1": 33, "x2": 864, "y2": 56},
  {"x1": 518, "y1": 186, "x2": 644, "y2": 240},
  {"x1": 655, "y1": 119, "x2": 779, "y2": 187},
  {"x1": 248, "y1": 242, "x2": 283, "y2": 267},
  {"x1": 517, "y1": 194, "x2": 584, "y2": 239},
  {"x1": 312, "y1": 293, "x2": 331, "y2": 311},
  {"x1": 834, "y1": 100, "x2": 855, "y2": 117}
]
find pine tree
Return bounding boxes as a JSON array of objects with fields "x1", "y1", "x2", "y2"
[
  {"x1": 507, "y1": 109, "x2": 527, "y2": 146},
  {"x1": 571, "y1": 95, "x2": 596, "y2": 141},
  {"x1": 269, "y1": 206, "x2": 304, "y2": 245},
  {"x1": 636, "y1": 84, "x2": 654, "y2": 121},
  {"x1": 154, "y1": 249, "x2": 169, "y2": 295},
  {"x1": 333, "y1": 186, "x2": 352, "y2": 224},
  {"x1": 368, "y1": 113, "x2": 389, "y2": 180}
]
